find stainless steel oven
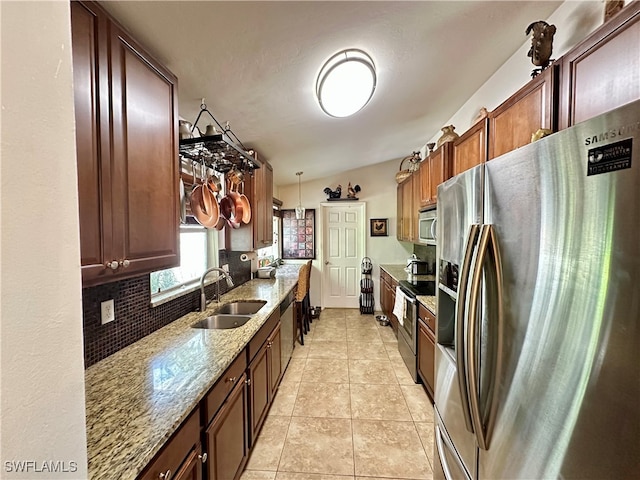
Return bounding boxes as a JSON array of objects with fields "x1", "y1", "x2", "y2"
[{"x1": 397, "y1": 280, "x2": 435, "y2": 382}]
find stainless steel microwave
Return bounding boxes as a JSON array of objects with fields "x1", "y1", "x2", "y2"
[{"x1": 418, "y1": 209, "x2": 437, "y2": 245}]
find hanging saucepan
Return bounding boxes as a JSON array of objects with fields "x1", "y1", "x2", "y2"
[
  {"x1": 179, "y1": 176, "x2": 186, "y2": 224},
  {"x1": 190, "y1": 160, "x2": 218, "y2": 228},
  {"x1": 238, "y1": 181, "x2": 251, "y2": 224},
  {"x1": 219, "y1": 178, "x2": 241, "y2": 229},
  {"x1": 227, "y1": 183, "x2": 244, "y2": 229}
]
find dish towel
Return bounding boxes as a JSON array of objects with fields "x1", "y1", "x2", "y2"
[{"x1": 393, "y1": 286, "x2": 406, "y2": 326}]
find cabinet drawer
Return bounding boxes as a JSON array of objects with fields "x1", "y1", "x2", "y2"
[
  {"x1": 138, "y1": 407, "x2": 200, "y2": 480},
  {"x1": 203, "y1": 353, "x2": 247, "y2": 425},
  {"x1": 418, "y1": 302, "x2": 436, "y2": 333},
  {"x1": 248, "y1": 310, "x2": 280, "y2": 362}
]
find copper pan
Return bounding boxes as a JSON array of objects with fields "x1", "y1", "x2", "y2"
[
  {"x1": 238, "y1": 181, "x2": 251, "y2": 224},
  {"x1": 190, "y1": 161, "x2": 218, "y2": 228},
  {"x1": 226, "y1": 182, "x2": 244, "y2": 229}
]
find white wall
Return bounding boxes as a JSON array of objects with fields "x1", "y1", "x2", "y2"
[
  {"x1": 424, "y1": 0, "x2": 605, "y2": 147},
  {"x1": 276, "y1": 160, "x2": 413, "y2": 309},
  {"x1": 1, "y1": 2, "x2": 88, "y2": 478}
]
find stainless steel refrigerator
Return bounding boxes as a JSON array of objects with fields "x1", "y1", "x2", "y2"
[{"x1": 434, "y1": 100, "x2": 640, "y2": 480}]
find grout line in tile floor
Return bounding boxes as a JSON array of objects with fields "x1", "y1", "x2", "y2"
[{"x1": 243, "y1": 308, "x2": 435, "y2": 480}]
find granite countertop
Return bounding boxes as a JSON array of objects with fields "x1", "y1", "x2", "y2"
[
  {"x1": 84, "y1": 264, "x2": 302, "y2": 480},
  {"x1": 379, "y1": 264, "x2": 437, "y2": 314}
]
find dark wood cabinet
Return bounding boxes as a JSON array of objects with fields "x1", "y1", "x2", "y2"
[
  {"x1": 559, "y1": 2, "x2": 640, "y2": 129},
  {"x1": 226, "y1": 152, "x2": 274, "y2": 251},
  {"x1": 452, "y1": 118, "x2": 487, "y2": 177},
  {"x1": 380, "y1": 270, "x2": 399, "y2": 336},
  {"x1": 417, "y1": 301, "x2": 436, "y2": 400},
  {"x1": 488, "y1": 65, "x2": 558, "y2": 160},
  {"x1": 205, "y1": 373, "x2": 249, "y2": 480},
  {"x1": 247, "y1": 319, "x2": 281, "y2": 446},
  {"x1": 138, "y1": 408, "x2": 201, "y2": 480},
  {"x1": 417, "y1": 318, "x2": 436, "y2": 401},
  {"x1": 173, "y1": 446, "x2": 204, "y2": 480},
  {"x1": 419, "y1": 143, "x2": 453, "y2": 208},
  {"x1": 71, "y1": 1, "x2": 179, "y2": 287}
]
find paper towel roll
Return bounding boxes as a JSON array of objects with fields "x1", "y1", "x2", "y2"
[{"x1": 240, "y1": 252, "x2": 258, "y2": 273}]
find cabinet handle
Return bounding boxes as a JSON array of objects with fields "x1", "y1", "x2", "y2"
[
  {"x1": 158, "y1": 470, "x2": 171, "y2": 480},
  {"x1": 198, "y1": 453, "x2": 208, "y2": 464},
  {"x1": 245, "y1": 378, "x2": 251, "y2": 386},
  {"x1": 267, "y1": 341, "x2": 272, "y2": 348},
  {"x1": 106, "y1": 261, "x2": 119, "y2": 270},
  {"x1": 226, "y1": 376, "x2": 236, "y2": 383},
  {"x1": 119, "y1": 259, "x2": 130, "y2": 268}
]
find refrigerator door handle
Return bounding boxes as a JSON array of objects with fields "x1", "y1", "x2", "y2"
[
  {"x1": 466, "y1": 224, "x2": 504, "y2": 451},
  {"x1": 455, "y1": 223, "x2": 480, "y2": 433}
]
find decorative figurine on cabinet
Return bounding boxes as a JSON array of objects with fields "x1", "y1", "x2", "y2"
[
  {"x1": 323, "y1": 184, "x2": 342, "y2": 199},
  {"x1": 347, "y1": 183, "x2": 361, "y2": 199},
  {"x1": 526, "y1": 20, "x2": 556, "y2": 78}
]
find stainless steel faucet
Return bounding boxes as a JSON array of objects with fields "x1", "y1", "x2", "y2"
[{"x1": 200, "y1": 267, "x2": 234, "y2": 312}]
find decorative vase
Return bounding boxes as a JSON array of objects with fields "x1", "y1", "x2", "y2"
[{"x1": 436, "y1": 125, "x2": 459, "y2": 149}]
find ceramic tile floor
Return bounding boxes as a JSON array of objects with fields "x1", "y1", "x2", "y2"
[{"x1": 242, "y1": 308, "x2": 435, "y2": 480}]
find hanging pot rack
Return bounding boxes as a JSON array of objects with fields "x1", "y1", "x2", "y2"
[{"x1": 179, "y1": 100, "x2": 260, "y2": 174}]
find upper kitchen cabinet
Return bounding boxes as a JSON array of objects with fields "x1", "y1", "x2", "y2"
[
  {"x1": 227, "y1": 151, "x2": 274, "y2": 251},
  {"x1": 559, "y1": 2, "x2": 640, "y2": 129},
  {"x1": 71, "y1": 1, "x2": 179, "y2": 287},
  {"x1": 452, "y1": 118, "x2": 488, "y2": 177},
  {"x1": 488, "y1": 65, "x2": 558, "y2": 160},
  {"x1": 419, "y1": 143, "x2": 452, "y2": 208},
  {"x1": 396, "y1": 174, "x2": 416, "y2": 243}
]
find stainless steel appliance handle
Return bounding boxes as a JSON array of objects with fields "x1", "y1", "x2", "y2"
[
  {"x1": 466, "y1": 224, "x2": 503, "y2": 451},
  {"x1": 455, "y1": 223, "x2": 480, "y2": 433},
  {"x1": 431, "y1": 218, "x2": 437, "y2": 241}
]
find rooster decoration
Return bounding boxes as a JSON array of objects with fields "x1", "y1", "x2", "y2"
[
  {"x1": 323, "y1": 184, "x2": 342, "y2": 199},
  {"x1": 323, "y1": 183, "x2": 361, "y2": 200},
  {"x1": 526, "y1": 20, "x2": 556, "y2": 78}
]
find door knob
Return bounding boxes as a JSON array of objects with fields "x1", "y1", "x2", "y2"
[
  {"x1": 106, "y1": 261, "x2": 119, "y2": 270},
  {"x1": 119, "y1": 259, "x2": 130, "y2": 268}
]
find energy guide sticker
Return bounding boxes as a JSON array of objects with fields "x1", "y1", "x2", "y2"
[{"x1": 587, "y1": 138, "x2": 633, "y2": 176}]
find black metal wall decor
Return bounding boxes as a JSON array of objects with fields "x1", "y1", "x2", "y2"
[
  {"x1": 323, "y1": 182, "x2": 361, "y2": 201},
  {"x1": 282, "y1": 209, "x2": 316, "y2": 259}
]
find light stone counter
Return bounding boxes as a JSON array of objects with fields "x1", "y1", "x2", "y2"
[
  {"x1": 379, "y1": 264, "x2": 437, "y2": 314},
  {"x1": 84, "y1": 264, "x2": 301, "y2": 480}
]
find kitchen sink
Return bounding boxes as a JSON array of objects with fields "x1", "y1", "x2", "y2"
[
  {"x1": 217, "y1": 300, "x2": 267, "y2": 315},
  {"x1": 192, "y1": 315, "x2": 252, "y2": 330}
]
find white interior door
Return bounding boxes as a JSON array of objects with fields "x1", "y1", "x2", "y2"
[{"x1": 321, "y1": 203, "x2": 365, "y2": 308}]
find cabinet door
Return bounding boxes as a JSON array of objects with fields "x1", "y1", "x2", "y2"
[
  {"x1": 254, "y1": 158, "x2": 274, "y2": 248},
  {"x1": 268, "y1": 322, "x2": 282, "y2": 396},
  {"x1": 399, "y1": 175, "x2": 417, "y2": 242},
  {"x1": 109, "y1": 23, "x2": 179, "y2": 276},
  {"x1": 206, "y1": 374, "x2": 249, "y2": 480},
  {"x1": 417, "y1": 320, "x2": 436, "y2": 400},
  {"x1": 428, "y1": 143, "x2": 452, "y2": 205},
  {"x1": 559, "y1": 3, "x2": 640, "y2": 129},
  {"x1": 173, "y1": 446, "x2": 203, "y2": 480},
  {"x1": 248, "y1": 343, "x2": 270, "y2": 445},
  {"x1": 418, "y1": 158, "x2": 432, "y2": 208},
  {"x1": 71, "y1": 1, "x2": 112, "y2": 281},
  {"x1": 452, "y1": 119, "x2": 487, "y2": 177},
  {"x1": 489, "y1": 66, "x2": 557, "y2": 160}
]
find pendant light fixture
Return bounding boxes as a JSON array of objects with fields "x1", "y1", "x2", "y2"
[{"x1": 295, "y1": 171, "x2": 305, "y2": 220}]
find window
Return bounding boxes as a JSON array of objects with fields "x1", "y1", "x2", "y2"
[{"x1": 150, "y1": 225, "x2": 219, "y2": 296}]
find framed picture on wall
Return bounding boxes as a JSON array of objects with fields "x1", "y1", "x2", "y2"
[
  {"x1": 281, "y1": 209, "x2": 316, "y2": 259},
  {"x1": 370, "y1": 218, "x2": 388, "y2": 236}
]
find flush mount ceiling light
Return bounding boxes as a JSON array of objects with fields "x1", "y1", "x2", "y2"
[{"x1": 316, "y1": 49, "x2": 377, "y2": 118}]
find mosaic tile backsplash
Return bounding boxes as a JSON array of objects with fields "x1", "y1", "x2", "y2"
[{"x1": 82, "y1": 250, "x2": 252, "y2": 367}]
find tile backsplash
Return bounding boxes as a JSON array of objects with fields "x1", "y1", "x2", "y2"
[{"x1": 82, "y1": 250, "x2": 251, "y2": 368}]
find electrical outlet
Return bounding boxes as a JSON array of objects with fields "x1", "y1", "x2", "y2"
[{"x1": 101, "y1": 299, "x2": 115, "y2": 324}]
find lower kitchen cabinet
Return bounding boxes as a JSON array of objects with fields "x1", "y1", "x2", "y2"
[
  {"x1": 417, "y1": 302, "x2": 436, "y2": 401},
  {"x1": 205, "y1": 373, "x2": 249, "y2": 480},
  {"x1": 138, "y1": 408, "x2": 201, "y2": 480},
  {"x1": 248, "y1": 321, "x2": 281, "y2": 445},
  {"x1": 172, "y1": 446, "x2": 204, "y2": 480},
  {"x1": 380, "y1": 270, "x2": 399, "y2": 336}
]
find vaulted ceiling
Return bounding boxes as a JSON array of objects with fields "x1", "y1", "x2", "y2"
[{"x1": 101, "y1": 1, "x2": 562, "y2": 186}]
